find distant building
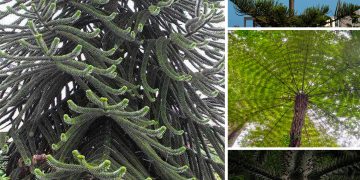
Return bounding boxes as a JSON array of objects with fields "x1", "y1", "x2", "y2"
[
  {"x1": 333, "y1": 0, "x2": 360, "y2": 27},
  {"x1": 335, "y1": 9, "x2": 360, "y2": 27},
  {"x1": 324, "y1": 17, "x2": 336, "y2": 27}
]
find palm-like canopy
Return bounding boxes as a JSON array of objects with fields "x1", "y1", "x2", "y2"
[
  {"x1": 228, "y1": 31, "x2": 360, "y2": 147},
  {"x1": 0, "y1": 0, "x2": 224, "y2": 179},
  {"x1": 229, "y1": 150, "x2": 360, "y2": 179},
  {"x1": 231, "y1": 0, "x2": 360, "y2": 27}
]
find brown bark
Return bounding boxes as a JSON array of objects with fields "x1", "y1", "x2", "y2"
[
  {"x1": 289, "y1": 0, "x2": 295, "y2": 16},
  {"x1": 228, "y1": 124, "x2": 243, "y2": 147},
  {"x1": 289, "y1": 93, "x2": 308, "y2": 147}
]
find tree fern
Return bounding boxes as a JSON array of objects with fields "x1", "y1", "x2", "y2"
[
  {"x1": 0, "y1": 0, "x2": 225, "y2": 179},
  {"x1": 228, "y1": 30, "x2": 360, "y2": 147},
  {"x1": 229, "y1": 150, "x2": 360, "y2": 179}
]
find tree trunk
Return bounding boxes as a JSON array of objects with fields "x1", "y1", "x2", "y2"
[
  {"x1": 289, "y1": 0, "x2": 295, "y2": 16},
  {"x1": 289, "y1": 93, "x2": 308, "y2": 147},
  {"x1": 228, "y1": 124, "x2": 243, "y2": 147}
]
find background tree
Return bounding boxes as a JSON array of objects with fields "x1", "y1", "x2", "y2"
[
  {"x1": 289, "y1": 0, "x2": 294, "y2": 16},
  {"x1": 0, "y1": 0, "x2": 225, "y2": 179},
  {"x1": 228, "y1": 30, "x2": 360, "y2": 147},
  {"x1": 229, "y1": 150, "x2": 360, "y2": 179},
  {"x1": 230, "y1": 0, "x2": 360, "y2": 27}
]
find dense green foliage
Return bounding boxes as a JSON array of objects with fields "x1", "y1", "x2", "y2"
[
  {"x1": 231, "y1": 0, "x2": 360, "y2": 27},
  {"x1": 0, "y1": 0, "x2": 225, "y2": 179},
  {"x1": 228, "y1": 31, "x2": 360, "y2": 147},
  {"x1": 229, "y1": 150, "x2": 360, "y2": 179}
]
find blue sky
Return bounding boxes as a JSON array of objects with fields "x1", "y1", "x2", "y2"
[{"x1": 228, "y1": 0, "x2": 360, "y2": 27}]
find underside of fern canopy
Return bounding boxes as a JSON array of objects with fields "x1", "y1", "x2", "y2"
[
  {"x1": 229, "y1": 150, "x2": 360, "y2": 179},
  {"x1": 0, "y1": 0, "x2": 225, "y2": 179},
  {"x1": 228, "y1": 30, "x2": 360, "y2": 147}
]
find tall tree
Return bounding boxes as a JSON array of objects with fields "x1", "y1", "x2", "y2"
[
  {"x1": 0, "y1": 0, "x2": 225, "y2": 179},
  {"x1": 289, "y1": 0, "x2": 294, "y2": 16},
  {"x1": 228, "y1": 30, "x2": 360, "y2": 147},
  {"x1": 230, "y1": 0, "x2": 360, "y2": 27}
]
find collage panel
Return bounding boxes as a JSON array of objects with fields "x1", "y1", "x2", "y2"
[
  {"x1": 228, "y1": 30, "x2": 360, "y2": 147},
  {"x1": 229, "y1": 150, "x2": 360, "y2": 179},
  {"x1": 228, "y1": 0, "x2": 360, "y2": 27},
  {"x1": 0, "y1": 0, "x2": 225, "y2": 179},
  {"x1": 1, "y1": 0, "x2": 360, "y2": 179}
]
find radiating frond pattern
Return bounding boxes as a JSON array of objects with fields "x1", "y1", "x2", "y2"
[
  {"x1": 0, "y1": 0, "x2": 225, "y2": 179},
  {"x1": 228, "y1": 31, "x2": 360, "y2": 147}
]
